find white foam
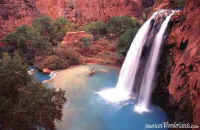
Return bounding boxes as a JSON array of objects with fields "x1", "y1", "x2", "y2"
[
  {"x1": 134, "y1": 104, "x2": 150, "y2": 114},
  {"x1": 97, "y1": 88, "x2": 131, "y2": 103},
  {"x1": 27, "y1": 69, "x2": 35, "y2": 75}
]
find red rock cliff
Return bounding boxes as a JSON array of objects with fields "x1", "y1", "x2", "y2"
[
  {"x1": 0, "y1": 0, "x2": 143, "y2": 39},
  {"x1": 64, "y1": 0, "x2": 142, "y2": 24},
  {"x1": 0, "y1": 0, "x2": 37, "y2": 39},
  {"x1": 168, "y1": 0, "x2": 200, "y2": 127},
  {"x1": 153, "y1": 0, "x2": 200, "y2": 128}
]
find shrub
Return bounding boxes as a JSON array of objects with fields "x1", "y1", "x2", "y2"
[
  {"x1": 39, "y1": 45, "x2": 81, "y2": 70},
  {"x1": 52, "y1": 17, "x2": 77, "y2": 44},
  {"x1": 107, "y1": 16, "x2": 140, "y2": 36},
  {"x1": 80, "y1": 37, "x2": 91, "y2": 47},
  {"x1": 81, "y1": 21, "x2": 107, "y2": 40},
  {"x1": 42, "y1": 55, "x2": 66, "y2": 70},
  {"x1": 0, "y1": 52, "x2": 66, "y2": 130},
  {"x1": 54, "y1": 45, "x2": 80, "y2": 66},
  {"x1": 2, "y1": 25, "x2": 53, "y2": 62},
  {"x1": 175, "y1": 0, "x2": 185, "y2": 9},
  {"x1": 33, "y1": 16, "x2": 77, "y2": 45},
  {"x1": 2, "y1": 16, "x2": 78, "y2": 67},
  {"x1": 52, "y1": 17, "x2": 68, "y2": 44},
  {"x1": 117, "y1": 28, "x2": 138, "y2": 57},
  {"x1": 2, "y1": 25, "x2": 37, "y2": 63},
  {"x1": 32, "y1": 16, "x2": 54, "y2": 37},
  {"x1": 32, "y1": 16, "x2": 60, "y2": 47},
  {"x1": 2, "y1": 25, "x2": 34, "y2": 51},
  {"x1": 2, "y1": 16, "x2": 74, "y2": 63},
  {"x1": 29, "y1": 33, "x2": 53, "y2": 56}
]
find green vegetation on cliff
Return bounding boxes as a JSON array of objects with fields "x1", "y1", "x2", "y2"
[
  {"x1": 2, "y1": 15, "x2": 140, "y2": 68},
  {"x1": 107, "y1": 16, "x2": 140, "y2": 36},
  {"x1": 81, "y1": 21, "x2": 107, "y2": 40},
  {"x1": 39, "y1": 45, "x2": 80, "y2": 70},
  {"x1": 2, "y1": 16, "x2": 79, "y2": 69},
  {"x1": 117, "y1": 28, "x2": 139, "y2": 57},
  {"x1": 175, "y1": 0, "x2": 185, "y2": 9},
  {"x1": 81, "y1": 16, "x2": 141, "y2": 57}
]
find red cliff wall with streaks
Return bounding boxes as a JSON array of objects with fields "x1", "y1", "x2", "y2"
[
  {"x1": 153, "y1": 0, "x2": 200, "y2": 128},
  {"x1": 0, "y1": 0, "x2": 143, "y2": 40}
]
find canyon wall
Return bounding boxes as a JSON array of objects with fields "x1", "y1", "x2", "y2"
[
  {"x1": 63, "y1": 0, "x2": 142, "y2": 24},
  {"x1": 0, "y1": 0, "x2": 37, "y2": 40},
  {"x1": 153, "y1": 0, "x2": 200, "y2": 128},
  {"x1": 0, "y1": 0, "x2": 143, "y2": 40}
]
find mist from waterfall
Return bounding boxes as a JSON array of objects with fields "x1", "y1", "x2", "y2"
[{"x1": 98, "y1": 10, "x2": 174, "y2": 113}]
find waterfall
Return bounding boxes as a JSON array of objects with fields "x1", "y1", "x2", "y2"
[
  {"x1": 97, "y1": 11, "x2": 158, "y2": 103},
  {"x1": 115, "y1": 11, "x2": 158, "y2": 94},
  {"x1": 134, "y1": 11, "x2": 175, "y2": 113},
  {"x1": 98, "y1": 10, "x2": 174, "y2": 111}
]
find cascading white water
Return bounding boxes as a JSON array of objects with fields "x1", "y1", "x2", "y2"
[
  {"x1": 97, "y1": 11, "x2": 159, "y2": 103},
  {"x1": 115, "y1": 11, "x2": 160, "y2": 93},
  {"x1": 134, "y1": 11, "x2": 175, "y2": 113},
  {"x1": 98, "y1": 10, "x2": 175, "y2": 109}
]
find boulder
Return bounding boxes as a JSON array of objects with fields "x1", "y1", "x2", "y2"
[{"x1": 42, "y1": 68, "x2": 51, "y2": 74}]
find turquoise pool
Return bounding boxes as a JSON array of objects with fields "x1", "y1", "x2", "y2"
[{"x1": 32, "y1": 65, "x2": 168, "y2": 130}]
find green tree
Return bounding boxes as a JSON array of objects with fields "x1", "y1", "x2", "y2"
[
  {"x1": 80, "y1": 37, "x2": 91, "y2": 47},
  {"x1": 175, "y1": 0, "x2": 185, "y2": 9},
  {"x1": 81, "y1": 21, "x2": 107, "y2": 40},
  {"x1": 2, "y1": 26, "x2": 52, "y2": 63},
  {"x1": 53, "y1": 45, "x2": 80, "y2": 67},
  {"x1": 32, "y1": 16, "x2": 54, "y2": 38},
  {"x1": 0, "y1": 52, "x2": 66, "y2": 130},
  {"x1": 29, "y1": 32, "x2": 53, "y2": 56},
  {"x1": 117, "y1": 28, "x2": 139, "y2": 57},
  {"x1": 41, "y1": 55, "x2": 66, "y2": 70},
  {"x1": 2, "y1": 25, "x2": 34, "y2": 52},
  {"x1": 107, "y1": 16, "x2": 140, "y2": 36},
  {"x1": 52, "y1": 17, "x2": 70, "y2": 44},
  {"x1": 32, "y1": 16, "x2": 75, "y2": 46}
]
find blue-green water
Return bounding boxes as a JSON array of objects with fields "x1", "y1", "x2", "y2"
[
  {"x1": 28, "y1": 66, "x2": 50, "y2": 82},
  {"x1": 33, "y1": 65, "x2": 168, "y2": 130}
]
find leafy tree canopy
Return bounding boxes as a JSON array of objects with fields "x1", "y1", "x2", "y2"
[
  {"x1": 0, "y1": 52, "x2": 66, "y2": 130},
  {"x1": 117, "y1": 28, "x2": 139, "y2": 57},
  {"x1": 107, "y1": 16, "x2": 140, "y2": 36}
]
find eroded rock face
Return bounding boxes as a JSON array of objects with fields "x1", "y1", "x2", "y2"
[
  {"x1": 153, "y1": 0, "x2": 200, "y2": 128},
  {"x1": 35, "y1": 0, "x2": 65, "y2": 19},
  {"x1": 61, "y1": 31, "x2": 93, "y2": 45},
  {"x1": 61, "y1": 31, "x2": 119, "y2": 65},
  {"x1": 0, "y1": 0, "x2": 38, "y2": 39},
  {"x1": 0, "y1": 0, "x2": 143, "y2": 40},
  {"x1": 64, "y1": 0, "x2": 143, "y2": 24},
  {"x1": 168, "y1": 0, "x2": 200, "y2": 126},
  {"x1": 152, "y1": 0, "x2": 171, "y2": 11}
]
